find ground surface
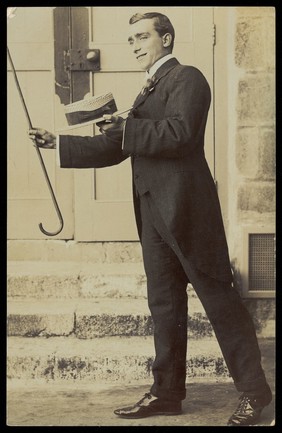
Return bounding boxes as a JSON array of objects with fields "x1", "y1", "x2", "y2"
[{"x1": 6, "y1": 339, "x2": 275, "y2": 427}]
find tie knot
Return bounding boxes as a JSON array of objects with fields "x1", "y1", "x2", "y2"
[{"x1": 141, "y1": 75, "x2": 156, "y2": 95}]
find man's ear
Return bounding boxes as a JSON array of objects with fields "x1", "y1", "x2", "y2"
[{"x1": 162, "y1": 33, "x2": 172, "y2": 48}]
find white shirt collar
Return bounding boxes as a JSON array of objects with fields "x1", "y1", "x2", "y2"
[{"x1": 145, "y1": 54, "x2": 174, "y2": 79}]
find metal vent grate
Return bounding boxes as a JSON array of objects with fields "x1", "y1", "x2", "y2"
[{"x1": 248, "y1": 233, "x2": 275, "y2": 291}]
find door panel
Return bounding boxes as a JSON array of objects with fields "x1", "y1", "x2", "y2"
[
  {"x1": 74, "y1": 6, "x2": 214, "y2": 241},
  {"x1": 7, "y1": 7, "x2": 74, "y2": 239}
]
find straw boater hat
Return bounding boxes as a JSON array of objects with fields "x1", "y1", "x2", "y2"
[{"x1": 58, "y1": 92, "x2": 130, "y2": 131}]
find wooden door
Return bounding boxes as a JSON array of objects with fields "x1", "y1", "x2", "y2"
[
  {"x1": 73, "y1": 6, "x2": 215, "y2": 241},
  {"x1": 7, "y1": 7, "x2": 74, "y2": 239}
]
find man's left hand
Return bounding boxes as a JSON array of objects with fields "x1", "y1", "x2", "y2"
[{"x1": 98, "y1": 115, "x2": 125, "y2": 140}]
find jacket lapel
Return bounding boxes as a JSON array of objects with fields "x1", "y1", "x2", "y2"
[{"x1": 132, "y1": 57, "x2": 180, "y2": 110}]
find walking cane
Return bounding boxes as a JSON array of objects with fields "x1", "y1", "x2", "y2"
[{"x1": 7, "y1": 14, "x2": 64, "y2": 236}]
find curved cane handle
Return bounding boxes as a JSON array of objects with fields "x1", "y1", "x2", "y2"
[
  {"x1": 39, "y1": 220, "x2": 64, "y2": 237},
  {"x1": 35, "y1": 145, "x2": 64, "y2": 236}
]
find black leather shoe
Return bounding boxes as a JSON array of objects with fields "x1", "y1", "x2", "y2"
[
  {"x1": 227, "y1": 388, "x2": 272, "y2": 426},
  {"x1": 114, "y1": 392, "x2": 182, "y2": 419}
]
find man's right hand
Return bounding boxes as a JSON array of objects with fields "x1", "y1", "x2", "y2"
[{"x1": 28, "y1": 128, "x2": 57, "y2": 149}]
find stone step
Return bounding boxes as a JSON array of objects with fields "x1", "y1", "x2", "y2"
[
  {"x1": 7, "y1": 261, "x2": 198, "y2": 300},
  {"x1": 7, "y1": 240, "x2": 143, "y2": 263},
  {"x1": 7, "y1": 261, "x2": 275, "y2": 338},
  {"x1": 7, "y1": 336, "x2": 230, "y2": 384},
  {"x1": 8, "y1": 261, "x2": 147, "y2": 299},
  {"x1": 7, "y1": 298, "x2": 213, "y2": 339}
]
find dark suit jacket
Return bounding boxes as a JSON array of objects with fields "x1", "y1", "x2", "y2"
[{"x1": 59, "y1": 58, "x2": 233, "y2": 282}]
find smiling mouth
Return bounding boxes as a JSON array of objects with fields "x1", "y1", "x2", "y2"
[{"x1": 136, "y1": 53, "x2": 147, "y2": 60}]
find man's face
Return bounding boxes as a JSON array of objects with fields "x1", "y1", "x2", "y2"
[{"x1": 128, "y1": 18, "x2": 168, "y2": 71}]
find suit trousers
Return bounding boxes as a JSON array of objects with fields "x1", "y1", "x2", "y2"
[{"x1": 139, "y1": 192, "x2": 269, "y2": 402}]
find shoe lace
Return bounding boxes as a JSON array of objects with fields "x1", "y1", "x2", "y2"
[
  {"x1": 235, "y1": 395, "x2": 253, "y2": 415},
  {"x1": 136, "y1": 393, "x2": 152, "y2": 407}
]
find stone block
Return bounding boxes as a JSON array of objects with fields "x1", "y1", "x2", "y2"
[
  {"x1": 104, "y1": 242, "x2": 143, "y2": 263},
  {"x1": 235, "y1": 16, "x2": 275, "y2": 70},
  {"x1": 244, "y1": 298, "x2": 275, "y2": 337},
  {"x1": 8, "y1": 314, "x2": 74, "y2": 337},
  {"x1": 7, "y1": 274, "x2": 81, "y2": 299},
  {"x1": 78, "y1": 272, "x2": 147, "y2": 299},
  {"x1": 237, "y1": 182, "x2": 275, "y2": 213},
  {"x1": 237, "y1": 75, "x2": 275, "y2": 125},
  {"x1": 258, "y1": 128, "x2": 275, "y2": 179},
  {"x1": 236, "y1": 127, "x2": 275, "y2": 180},
  {"x1": 236, "y1": 7, "x2": 275, "y2": 18},
  {"x1": 75, "y1": 314, "x2": 154, "y2": 338},
  {"x1": 236, "y1": 127, "x2": 259, "y2": 177}
]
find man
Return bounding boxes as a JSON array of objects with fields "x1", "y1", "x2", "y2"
[{"x1": 29, "y1": 12, "x2": 272, "y2": 426}]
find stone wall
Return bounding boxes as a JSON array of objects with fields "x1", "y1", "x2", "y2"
[{"x1": 227, "y1": 7, "x2": 275, "y2": 293}]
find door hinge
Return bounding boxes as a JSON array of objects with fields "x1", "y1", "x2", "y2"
[{"x1": 213, "y1": 24, "x2": 216, "y2": 46}]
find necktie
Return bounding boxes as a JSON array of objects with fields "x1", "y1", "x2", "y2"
[{"x1": 141, "y1": 75, "x2": 156, "y2": 96}]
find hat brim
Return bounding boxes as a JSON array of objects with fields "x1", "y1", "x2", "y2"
[{"x1": 56, "y1": 108, "x2": 131, "y2": 132}]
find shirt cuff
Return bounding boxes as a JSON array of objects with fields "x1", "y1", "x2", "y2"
[{"x1": 122, "y1": 120, "x2": 127, "y2": 150}]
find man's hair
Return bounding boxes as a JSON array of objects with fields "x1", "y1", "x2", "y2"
[{"x1": 129, "y1": 12, "x2": 175, "y2": 51}]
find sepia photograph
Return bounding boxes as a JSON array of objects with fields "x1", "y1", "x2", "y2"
[{"x1": 7, "y1": 5, "x2": 275, "y2": 427}]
